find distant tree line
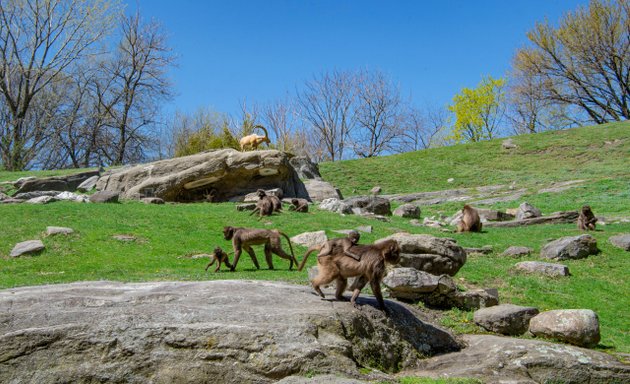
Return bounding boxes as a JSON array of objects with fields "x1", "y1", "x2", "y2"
[{"x1": 1, "y1": 0, "x2": 628, "y2": 170}]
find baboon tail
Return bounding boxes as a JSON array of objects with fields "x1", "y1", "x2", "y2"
[
  {"x1": 280, "y1": 232, "x2": 298, "y2": 270},
  {"x1": 297, "y1": 247, "x2": 318, "y2": 271}
]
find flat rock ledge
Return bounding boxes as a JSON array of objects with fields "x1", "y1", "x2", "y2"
[
  {"x1": 0, "y1": 281, "x2": 460, "y2": 384},
  {"x1": 412, "y1": 334, "x2": 630, "y2": 384}
]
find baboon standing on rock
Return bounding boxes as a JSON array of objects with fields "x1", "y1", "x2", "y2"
[
  {"x1": 309, "y1": 239, "x2": 401, "y2": 312},
  {"x1": 223, "y1": 226, "x2": 298, "y2": 271},
  {"x1": 457, "y1": 205, "x2": 482, "y2": 233},
  {"x1": 577, "y1": 205, "x2": 598, "y2": 231}
]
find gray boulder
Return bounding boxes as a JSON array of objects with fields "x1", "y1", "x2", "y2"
[
  {"x1": 141, "y1": 197, "x2": 165, "y2": 204},
  {"x1": 609, "y1": 234, "x2": 630, "y2": 251},
  {"x1": 516, "y1": 201, "x2": 542, "y2": 220},
  {"x1": 343, "y1": 196, "x2": 392, "y2": 216},
  {"x1": 416, "y1": 334, "x2": 629, "y2": 383},
  {"x1": 236, "y1": 203, "x2": 256, "y2": 211},
  {"x1": 76, "y1": 175, "x2": 99, "y2": 192},
  {"x1": 502, "y1": 138, "x2": 518, "y2": 149},
  {"x1": 318, "y1": 198, "x2": 352, "y2": 214},
  {"x1": 89, "y1": 191, "x2": 120, "y2": 203},
  {"x1": 475, "y1": 208, "x2": 515, "y2": 222},
  {"x1": 515, "y1": 261, "x2": 570, "y2": 277},
  {"x1": 55, "y1": 191, "x2": 89, "y2": 203},
  {"x1": 501, "y1": 246, "x2": 532, "y2": 257},
  {"x1": 10, "y1": 240, "x2": 45, "y2": 257},
  {"x1": 14, "y1": 170, "x2": 100, "y2": 195},
  {"x1": 13, "y1": 191, "x2": 59, "y2": 200},
  {"x1": 290, "y1": 230, "x2": 327, "y2": 248},
  {"x1": 289, "y1": 156, "x2": 321, "y2": 180},
  {"x1": 540, "y1": 235, "x2": 598, "y2": 260},
  {"x1": 529, "y1": 309, "x2": 601, "y2": 348},
  {"x1": 379, "y1": 233, "x2": 467, "y2": 276},
  {"x1": 473, "y1": 304, "x2": 539, "y2": 335},
  {"x1": 46, "y1": 227, "x2": 74, "y2": 236},
  {"x1": 26, "y1": 195, "x2": 56, "y2": 204},
  {"x1": 0, "y1": 281, "x2": 461, "y2": 383},
  {"x1": 96, "y1": 149, "x2": 308, "y2": 202},
  {"x1": 303, "y1": 179, "x2": 342, "y2": 202},
  {"x1": 393, "y1": 203, "x2": 421, "y2": 219}
]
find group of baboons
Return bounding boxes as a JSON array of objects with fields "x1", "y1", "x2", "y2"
[{"x1": 205, "y1": 189, "x2": 597, "y2": 313}]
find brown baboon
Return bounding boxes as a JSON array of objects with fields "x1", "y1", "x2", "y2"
[
  {"x1": 239, "y1": 125, "x2": 271, "y2": 151},
  {"x1": 205, "y1": 246, "x2": 233, "y2": 272},
  {"x1": 310, "y1": 239, "x2": 401, "y2": 312},
  {"x1": 297, "y1": 231, "x2": 361, "y2": 271},
  {"x1": 577, "y1": 205, "x2": 598, "y2": 231},
  {"x1": 249, "y1": 189, "x2": 282, "y2": 218},
  {"x1": 290, "y1": 198, "x2": 309, "y2": 213},
  {"x1": 457, "y1": 205, "x2": 482, "y2": 232},
  {"x1": 223, "y1": 226, "x2": 298, "y2": 271}
]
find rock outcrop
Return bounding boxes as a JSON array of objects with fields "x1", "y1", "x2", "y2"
[
  {"x1": 13, "y1": 170, "x2": 100, "y2": 195},
  {"x1": 95, "y1": 149, "x2": 309, "y2": 202},
  {"x1": 540, "y1": 234, "x2": 599, "y2": 260},
  {"x1": 0, "y1": 281, "x2": 460, "y2": 384}
]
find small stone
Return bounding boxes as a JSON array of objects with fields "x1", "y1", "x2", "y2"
[
  {"x1": 356, "y1": 225, "x2": 372, "y2": 233},
  {"x1": 447, "y1": 178, "x2": 455, "y2": 183},
  {"x1": 113, "y1": 235, "x2": 136, "y2": 242},
  {"x1": 46, "y1": 226, "x2": 74, "y2": 236},
  {"x1": 10, "y1": 240, "x2": 45, "y2": 257},
  {"x1": 501, "y1": 246, "x2": 532, "y2": 258},
  {"x1": 514, "y1": 261, "x2": 569, "y2": 277},
  {"x1": 370, "y1": 186, "x2": 382, "y2": 195},
  {"x1": 609, "y1": 234, "x2": 630, "y2": 251},
  {"x1": 474, "y1": 304, "x2": 540, "y2": 335}
]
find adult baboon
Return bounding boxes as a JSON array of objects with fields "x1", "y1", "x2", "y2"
[
  {"x1": 577, "y1": 205, "x2": 598, "y2": 231},
  {"x1": 290, "y1": 198, "x2": 309, "y2": 213},
  {"x1": 223, "y1": 226, "x2": 298, "y2": 271},
  {"x1": 239, "y1": 125, "x2": 271, "y2": 151},
  {"x1": 457, "y1": 205, "x2": 482, "y2": 232},
  {"x1": 205, "y1": 246, "x2": 233, "y2": 272},
  {"x1": 249, "y1": 189, "x2": 282, "y2": 218},
  {"x1": 297, "y1": 231, "x2": 361, "y2": 271},
  {"x1": 310, "y1": 239, "x2": 401, "y2": 312}
]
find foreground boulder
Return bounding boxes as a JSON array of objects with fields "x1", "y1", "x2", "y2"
[
  {"x1": 379, "y1": 233, "x2": 467, "y2": 276},
  {"x1": 529, "y1": 309, "x2": 601, "y2": 348},
  {"x1": 540, "y1": 235, "x2": 599, "y2": 260},
  {"x1": 95, "y1": 149, "x2": 309, "y2": 202},
  {"x1": 0, "y1": 281, "x2": 460, "y2": 383},
  {"x1": 414, "y1": 334, "x2": 629, "y2": 383}
]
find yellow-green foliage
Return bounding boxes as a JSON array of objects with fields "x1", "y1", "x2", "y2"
[{"x1": 448, "y1": 76, "x2": 505, "y2": 143}]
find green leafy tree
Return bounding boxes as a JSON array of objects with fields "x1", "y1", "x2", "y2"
[{"x1": 448, "y1": 76, "x2": 506, "y2": 143}]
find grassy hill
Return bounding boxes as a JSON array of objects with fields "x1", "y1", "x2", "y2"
[{"x1": 0, "y1": 121, "x2": 629, "y2": 358}]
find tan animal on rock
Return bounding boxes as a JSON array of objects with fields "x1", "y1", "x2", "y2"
[
  {"x1": 457, "y1": 204, "x2": 482, "y2": 232},
  {"x1": 309, "y1": 239, "x2": 401, "y2": 313},
  {"x1": 223, "y1": 226, "x2": 298, "y2": 271},
  {"x1": 297, "y1": 231, "x2": 361, "y2": 271},
  {"x1": 239, "y1": 125, "x2": 271, "y2": 151}
]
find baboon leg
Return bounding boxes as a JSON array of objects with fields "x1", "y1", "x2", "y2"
[
  {"x1": 335, "y1": 277, "x2": 348, "y2": 301},
  {"x1": 214, "y1": 263, "x2": 221, "y2": 272},
  {"x1": 370, "y1": 279, "x2": 386, "y2": 311},
  {"x1": 264, "y1": 243, "x2": 275, "y2": 270},
  {"x1": 243, "y1": 245, "x2": 260, "y2": 269},
  {"x1": 349, "y1": 276, "x2": 369, "y2": 309},
  {"x1": 311, "y1": 271, "x2": 338, "y2": 299},
  {"x1": 230, "y1": 248, "x2": 242, "y2": 271},
  {"x1": 205, "y1": 259, "x2": 216, "y2": 272},
  {"x1": 273, "y1": 248, "x2": 296, "y2": 270}
]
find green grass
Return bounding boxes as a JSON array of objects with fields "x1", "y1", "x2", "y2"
[{"x1": 1, "y1": 121, "x2": 629, "y2": 356}]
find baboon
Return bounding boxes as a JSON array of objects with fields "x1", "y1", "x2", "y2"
[
  {"x1": 239, "y1": 125, "x2": 271, "y2": 151},
  {"x1": 577, "y1": 205, "x2": 598, "y2": 231},
  {"x1": 457, "y1": 204, "x2": 482, "y2": 232},
  {"x1": 310, "y1": 239, "x2": 401, "y2": 312},
  {"x1": 223, "y1": 226, "x2": 298, "y2": 271},
  {"x1": 290, "y1": 198, "x2": 309, "y2": 213},
  {"x1": 205, "y1": 246, "x2": 233, "y2": 272},
  {"x1": 249, "y1": 189, "x2": 282, "y2": 218},
  {"x1": 297, "y1": 231, "x2": 361, "y2": 271}
]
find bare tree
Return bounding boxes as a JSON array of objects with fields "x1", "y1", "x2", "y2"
[
  {"x1": 261, "y1": 97, "x2": 308, "y2": 154},
  {"x1": 0, "y1": 0, "x2": 119, "y2": 170},
  {"x1": 400, "y1": 104, "x2": 447, "y2": 151},
  {"x1": 514, "y1": 0, "x2": 630, "y2": 124},
  {"x1": 99, "y1": 11, "x2": 175, "y2": 165},
  {"x1": 297, "y1": 70, "x2": 355, "y2": 161},
  {"x1": 352, "y1": 69, "x2": 405, "y2": 158}
]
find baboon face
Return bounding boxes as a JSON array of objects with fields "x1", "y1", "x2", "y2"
[
  {"x1": 582, "y1": 205, "x2": 593, "y2": 214},
  {"x1": 223, "y1": 226, "x2": 234, "y2": 240},
  {"x1": 348, "y1": 231, "x2": 360, "y2": 245},
  {"x1": 257, "y1": 189, "x2": 267, "y2": 198},
  {"x1": 383, "y1": 240, "x2": 401, "y2": 264}
]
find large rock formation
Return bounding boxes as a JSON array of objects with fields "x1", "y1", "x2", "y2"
[
  {"x1": 95, "y1": 149, "x2": 309, "y2": 202},
  {"x1": 14, "y1": 170, "x2": 100, "y2": 195},
  {"x1": 0, "y1": 281, "x2": 460, "y2": 384}
]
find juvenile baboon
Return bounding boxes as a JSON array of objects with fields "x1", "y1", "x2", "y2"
[
  {"x1": 297, "y1": 231, "x2": 361, "y2": 271},
  {"x1": 457, "y1": 205, "x2": 482, "y2": 232},
  {"x1": 310, "y1": 239, "x2": 401, "y2": 312},
  {"x1": 290, "y1": 198, "x2": 309, "y2": 213},
  {"x1": 577, "y1": 205, "x2": 598, "y2": 231},
  {"x1": 223, "y1": 226, "x2": 298, "y2": 271},
  {"x1": 205, "y1": 246, "x2": 233, "y2": 272},
  {"x1": 239, "y1": 125, "x2": 271, "y2": 151}
]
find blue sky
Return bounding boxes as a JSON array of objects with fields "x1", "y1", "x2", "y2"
[{"x1": 127, "y1": 0, "x2": 587, "y2": 117}]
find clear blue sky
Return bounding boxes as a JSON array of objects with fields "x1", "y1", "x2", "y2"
[{"x1": 126, "y1": 0, "x2": 587, "y2": 117}]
